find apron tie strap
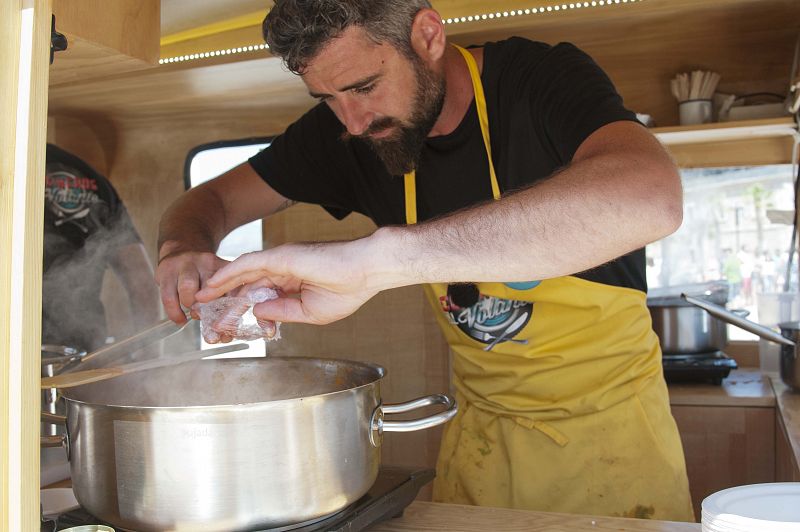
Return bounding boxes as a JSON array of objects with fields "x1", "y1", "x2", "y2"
[
  {"x1": 511, "y1": 415, "x2": 570, "y2": 447},
  {"x1": 465, "y1": 397, "x2": 570, "y2": 448}
]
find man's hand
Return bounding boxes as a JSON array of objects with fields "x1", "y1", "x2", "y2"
[
  {"x1": 155, "y1": 245, "x2": 230, "y2": 324},
  {"x1": 194, "y1": 240, "x2": 384, "y2": 326},
  {"x1": 155, "y1": 163, "x2": 298, "y2": 325}
]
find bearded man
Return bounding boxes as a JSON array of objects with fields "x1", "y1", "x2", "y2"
[{"x1": 157, "y1": 0, "x2": 693, "y2": 521}]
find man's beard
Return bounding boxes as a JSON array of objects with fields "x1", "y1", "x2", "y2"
[{"x1": 343, "y1": 58, "x2": 445, "y2": 175}]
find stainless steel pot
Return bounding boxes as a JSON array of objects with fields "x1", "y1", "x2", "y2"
[
  {"x1": 647, "y1": 281, "x2": 734, "y2": 354},
  {"x1": 46, "y1": 356, "x2": 457, "y2": 532},
  {"x1": 648, "y1": 304, "x2": 729, "y2": 354},
  {"x1": 41, "y1": 345, "x2": 85, "y2": 436},
  {"x1": 682, "y1": 295, "x2": 800, "y2": 391}
]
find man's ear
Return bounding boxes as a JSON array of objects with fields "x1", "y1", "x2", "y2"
[{"x1": 410, "y1": 8, "x2": 447, "y2": 64}]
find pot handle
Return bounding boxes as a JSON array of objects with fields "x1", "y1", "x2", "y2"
[
  {"x1": 370, "y1": 394, "x2": 457, "y2": 447},
  {"x1": 41, "y1": 412, "x2": 66, "y2": 425},
  {"x1": 40, "y1": 435, "x2": 66, "y2": 448},
  {"x1": 40, "y1": 412, "x2": 69, "y2": 454},
  {"x1": 681, "y1": 294, "x2": 795, "y2": 347}
]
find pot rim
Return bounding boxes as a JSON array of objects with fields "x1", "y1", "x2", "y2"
[{"x1": 60, "y1": 356, "x2": 387, "y2": 411}]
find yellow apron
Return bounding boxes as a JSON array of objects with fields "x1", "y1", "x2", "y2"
[{"x1": 402, "y1": 45, "x2": 694, "y2": 521}]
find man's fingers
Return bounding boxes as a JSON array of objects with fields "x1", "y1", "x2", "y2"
[
  {"x1": 176, "y1": 267, "x2": 201, "y2": 309},
  {"x1": 196, "y1": 270, "x2": 272, "y2": 302},
  {"x1": 204, "y1": 252, "x2": 277, "y2": 288},
  {"x1": 257, "y1": 318, "x2": 277, "y2": 338},
  {"x1": 159, "y1": 281, "x2": 188, "y2": 324},
  {"x1": 253, "y1": 297, "x2": 308, "y2": 324}
]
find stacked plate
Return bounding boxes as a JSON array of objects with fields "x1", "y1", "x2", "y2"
[{"x1": 702, "y1": 483, "x2": 800, "y2": 531}]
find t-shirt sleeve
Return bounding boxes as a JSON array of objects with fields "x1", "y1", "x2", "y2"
[
  {"x1": 45, "y1": 143, "x2": 142, "y2": 248},
  {"x1": 248, "y1": 105, "x2": 357, "y2": 220},
  {"x1": 528, "y1": 42, "x2": 639, "y2": 163}
]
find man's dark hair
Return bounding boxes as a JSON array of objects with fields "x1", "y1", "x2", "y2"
[{"x1": 263, "y1": 0, "x2": 433, "y2": 75}]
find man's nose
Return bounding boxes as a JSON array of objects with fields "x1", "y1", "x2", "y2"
[{"x1": 337, "y1": 99, "x2": 372, "y2": 136}]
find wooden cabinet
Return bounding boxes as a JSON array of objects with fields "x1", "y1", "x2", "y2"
[
  {"x1": 672, "y1": 405, "x2": 775, "y2": 520},
  {"x1": 50, "y1": 0, "x2": 160, "y2": 85},
  {"x1": 771, "y1": 377, "x2": 800, "y2": 482},
  {"x1": 668, "y1": 370, "x2": 780, "y2": 525},
  {"x1": 776, "y1": 410, "x2": 800, "y2": 481}
]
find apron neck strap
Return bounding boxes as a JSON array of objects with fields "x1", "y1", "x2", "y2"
[{"x1": 403, "y1": 44, "x2": 501, "y2": 226}]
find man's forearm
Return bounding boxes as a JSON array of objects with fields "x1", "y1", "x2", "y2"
[
  {"x1": 364, "y1": 149, "x2": 682, "y2": 291},
  {"x1": 157, "y1": 186, "x2": 228, "y2": 260}
]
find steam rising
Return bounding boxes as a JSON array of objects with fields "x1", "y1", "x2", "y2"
[
  {"x1": 42, "y1": 208, "x2": 140, "y2": 353},
  {"x1": 62, "y1": 358, "x2": 382, "y2": 408}
]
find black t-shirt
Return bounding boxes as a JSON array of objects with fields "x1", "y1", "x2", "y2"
[
  {"x1": 42, "y1": 144, "x2": 142, "y2": 351},
  {"x1": 249, "y1": 37, "x2": 646, "y2": 292}
]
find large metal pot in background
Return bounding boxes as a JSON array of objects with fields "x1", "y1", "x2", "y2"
[
  {"x1": 682, "y1": 294, "x2": 800, "y2": 391},
  {"x1": 647, "y1": 281, "x2": 732, "y2": 354},
  {"x1": 48, "y1": 357, "x2": 457, "y2": 532},
  {"x1": 40, "y1": 345, "x2": 85, "y2": 436}
]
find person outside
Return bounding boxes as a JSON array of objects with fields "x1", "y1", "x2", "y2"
[
  {"x1": 722, "y1": 247, "x2": 742, "y2": 303},
  {"x1": 156, "y1": 0, "x2": 692, "y2": 521},
  {"x1": 44, "y1": 143, "x2": 160, "y2": 352}
]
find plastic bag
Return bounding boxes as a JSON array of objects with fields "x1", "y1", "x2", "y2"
[{"x1": 196, "y1": 287, "x2": 281, "y2": 343}]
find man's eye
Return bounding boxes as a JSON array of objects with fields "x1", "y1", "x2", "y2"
[{"x1": 354, "y1": 84, "x2": 375, "y2": 95}]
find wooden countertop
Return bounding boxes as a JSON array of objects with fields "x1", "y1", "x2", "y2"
[
  {"x1": 369, "y1": 501, "x2": 700, "y2": 531},
  {"x1": 668, "y1": 368, "x2": 776, "y2": 407}
]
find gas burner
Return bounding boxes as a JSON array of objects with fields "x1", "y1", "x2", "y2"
[
  {"x1": 662, "y1": 350, "x2": 738, "y2": 385},
  {"x1": 44, "y1": 467, "x2": 433, "y2": 532}
]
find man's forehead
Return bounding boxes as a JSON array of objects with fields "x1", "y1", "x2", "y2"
[{"x1": 301, "y1": 27, "x2": 393, "y2": 89}]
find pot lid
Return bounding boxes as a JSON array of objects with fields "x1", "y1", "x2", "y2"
[{"x1": 647, "y1": 280, "x2": 729, "y2": 307}]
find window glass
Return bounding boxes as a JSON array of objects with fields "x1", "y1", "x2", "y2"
[
  {"x1": 646, "y1": 164, "x2": 797, "y2": 340},
  {"x1": 189, "y1": 143, "x2": 270, "y2": 260},
  {"x1": 188, "y1": 141, "x2": 271, "y2": 355}
]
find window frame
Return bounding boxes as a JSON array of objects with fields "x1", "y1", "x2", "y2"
[{"x1": 183, "y1": 136, "x2": 274, "y2": 191}]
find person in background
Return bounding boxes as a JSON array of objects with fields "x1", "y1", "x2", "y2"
[
  {"x1": 722, "y1": 247, "x2": 742, "y2": 303},
  {"x1": 156, "y1": 0, "x2": 693, "y2": 521},
  {"x1": 43, "y1": 144, "x2": 160, "y2": 353}
]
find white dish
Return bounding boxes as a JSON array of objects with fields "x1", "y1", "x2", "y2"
[
  {"x1": 702, "y1": 483, "x2": 800, "y2": 531},
  {"x1": 40, "y1": 487, "x2": 79, "y2": 518}
]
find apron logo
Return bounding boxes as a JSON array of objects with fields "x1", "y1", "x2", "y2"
[{"x1": 440, "y1": 293, "x2": 533, "y2": 350}]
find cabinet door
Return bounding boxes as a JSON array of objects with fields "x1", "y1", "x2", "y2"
[
  {"x1": 776, "y1": 410, "x2": 800, "y2": 481},
  {"x1": 671, "y1": 405, "x2": 775, "y2": 520}
]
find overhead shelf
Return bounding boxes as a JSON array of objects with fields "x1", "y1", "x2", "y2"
[
  {"x1": 652, "y1": 117, "x2": 798, "y2": 145},
  {"x1": 651, "y1": 118, "x2": 799, "y2": 168},
  {"x1": 50, "y1": 0, "x2": 160, "y2": 86}
]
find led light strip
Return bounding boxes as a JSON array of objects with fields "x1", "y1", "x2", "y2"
[
  {"x1": 160, "y1": 43, "x2": 269, "y2": 64},
  {"x1": 442, "y1": 0, "x2": 642, "y2": 25},
  {"x1": 159, "y1": 0, "x2": 643, "y2": 65}
]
